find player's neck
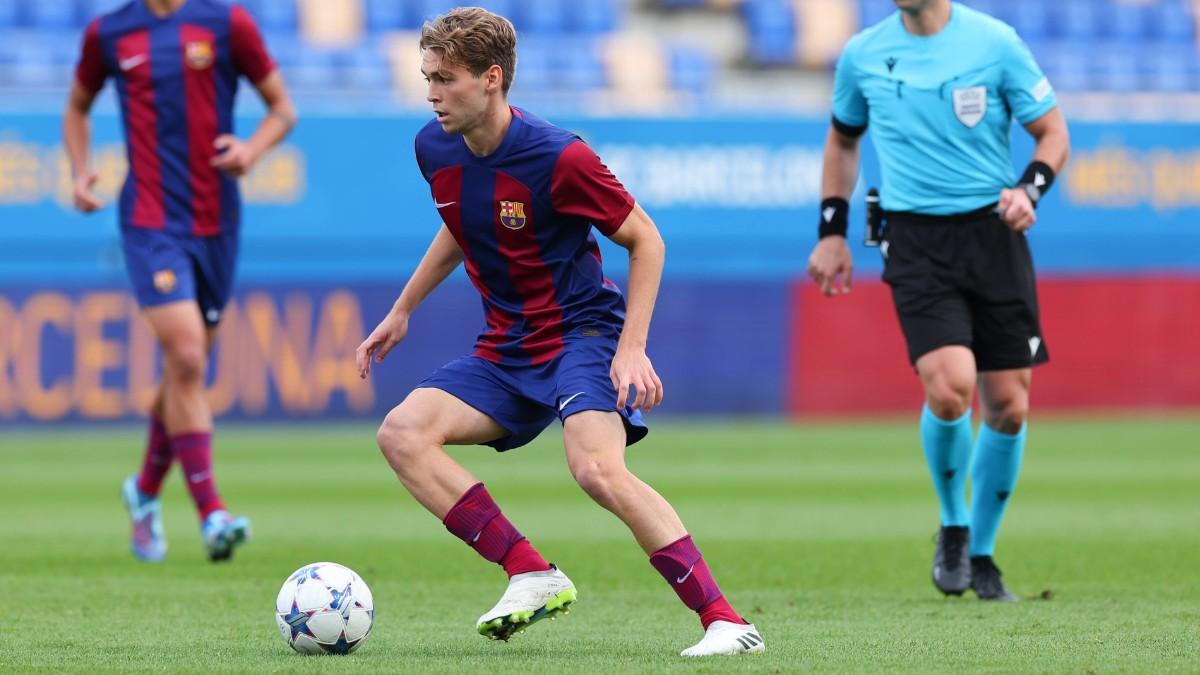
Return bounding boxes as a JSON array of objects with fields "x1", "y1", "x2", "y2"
[
  {"x1": 144, "y1": 0, "x2": 185, "y2": 18},
  {"x1": 900, "y1": 0, "x2": 951, "y2": 36},
  {"x1": 462, "y1": 102, "x2": 513, "y2": 158}
]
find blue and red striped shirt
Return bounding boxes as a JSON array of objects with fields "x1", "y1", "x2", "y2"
[
  {"x1": 416, "y1": 108, "x2": 636, "y2": 366},
  {"x1": 75, "y1": 0, "x2": 275, "y2": 236}
]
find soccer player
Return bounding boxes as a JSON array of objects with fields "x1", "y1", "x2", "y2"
[
  {"x1": 807, "y1": 0, "x2": 1070, "y2": 600},
  {"x1": 64, "y1": 0, "x2": 296, "y2": 562},
  {"x1": 356, "y1": 8, "x2": 763, "y2": 657}
]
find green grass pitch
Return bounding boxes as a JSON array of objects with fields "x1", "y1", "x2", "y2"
[{"x1": 1, "y1": 415, "x2": 1197, "y2": 672}]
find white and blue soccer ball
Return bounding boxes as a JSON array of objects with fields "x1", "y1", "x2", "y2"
[{"x1": 275, "y1": 562, "x2": 374, "y2": 655}]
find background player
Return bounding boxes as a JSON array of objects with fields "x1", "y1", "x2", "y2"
[
  {"x1": 356, "y1": 7, "x2": 763, "y2": 657},
  {"x1": 806, "y1": 0, "x2": 1070, "y2": 600},
  {"x1": 64, "y1": 0, "x2": 296, "y2": 562}
]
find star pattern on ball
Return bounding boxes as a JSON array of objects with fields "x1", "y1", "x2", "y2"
[{"x1": 281, "y1": 600, "x2": 315, "y2": 640}]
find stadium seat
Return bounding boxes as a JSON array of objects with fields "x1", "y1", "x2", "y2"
[
  {"x1": 80, "y1": 0, "x2": 129, "y2": 16},
  {"x1": 561, "y1": 40, "x2": 606, "y2": 90},
  {"x1": 266, "y1": 34, "x2": 301, "y2": 70},
  {"x1": 1109, "y1": 1, "x2": 1149, "y2": 43},
  {"x1": 341, "y1": 43, "x2": 392, "y2": 90},
  {"x1": 1007, "y1": 0, "x2": 1047, "y2": 43},
  {"x1": 514, "y1": 0, "x2": 566, "y2": 36},
  {"x1": 280, "y1": 43, "x2": 339, "y2": 90},
  {"x1": 1092, "y1": 43, "x2": 1138, "y2": 93},
  {"x1": 244, "y1": 0, "x2": 298, "y2": 33},
  {"x1": 1051, "y1": 0, "x2": 1102, "y2": 44},
  {"x1": 11, "y1": 32, "x2": 73, "y2": 87},
  {"x1": 415, "y1": 0, "x2": 458, "y2": 26},
  {"x1": 1150, "y1": 0, "x2": 1196, "y2": 45},
  {"x1": 568, "y1": 0, "x2": 619, "y2": 35},
  {"x1": 22, "y1": 0, "x2": 80, "y2": 29},
  {"x1": 511, "y1": 38, "x2": 552, "y2": 92},
  {"x1": 364, "y1": 0, "x2": 410, "y2": 33},
  {"x1": 669, "y1": 45, "x2": 715, "y2": 94},
  {"x1": 0, "y1": 32, "x2": 17, "y2": 87},
  {"x1": 1141, "y1": 45, "x2": 1191, "y2": 93},
  {"x1": 743, "y1": 0, "x2": 797, "y2": 66},
  {"x1": 1036, "y1": 42, "x2": 1088, "y2": 93},
  {"x1": 0, "y1": 1, "x2": 18, "y2": 29},
  {"x1": 415, "y1": 0, "x2": 511, "y2": 28}
]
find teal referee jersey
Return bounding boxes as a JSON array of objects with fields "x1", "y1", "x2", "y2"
[{"x1": 832, "y1": 3, "x2": 1056, "y2": 215}]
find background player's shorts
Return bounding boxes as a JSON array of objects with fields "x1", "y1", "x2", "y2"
[
  {"x1": 418, "y1": 334, "x2": 649, "y2": 452},
  {"x1": 881, "y1": 207, "x2": 1049, "y2": 371},
  {"x1": 121, "y1": 226, "x2": 239, "y2": 326}
]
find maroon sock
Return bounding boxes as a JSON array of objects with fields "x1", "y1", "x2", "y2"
[
  {"x1": 171, "y1": 432, "x2": 225, "y2": 520},
  {"x1": 650, "y1": 534, "x2": 745, "y2": 629},
  {"x1": 135, "y1": 415, "x2": 173, "y2": 497},
  {"x1": 444, "y1": 483, "x2": 551, "y2": 576}
]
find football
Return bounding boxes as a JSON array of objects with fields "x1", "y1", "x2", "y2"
[{"x1": 275, "y1": 562, "x2": 374, "y2": 655}]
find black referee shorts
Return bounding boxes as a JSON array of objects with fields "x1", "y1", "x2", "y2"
[{"x1": 880, "y1": 205, "x2": 1049, "y2": 372}]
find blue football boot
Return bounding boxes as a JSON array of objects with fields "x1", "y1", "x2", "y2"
[
  {"x1": 202, "y1": 509, "x2": 251, "y2": 562},
  {"x1": 121, "y1": 475, "x2": 167, "y2": 562}
]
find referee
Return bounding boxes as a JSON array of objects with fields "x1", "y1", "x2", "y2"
[{"x1": 807, "y1": 0, "x2": 1070, "y2": 601}]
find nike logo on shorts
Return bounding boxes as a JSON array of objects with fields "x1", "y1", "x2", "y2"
[{"x1": 558, "y1": 392, "x2": 585, "y2": 411}]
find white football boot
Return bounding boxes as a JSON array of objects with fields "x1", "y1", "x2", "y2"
[
  {"x1": 680, "y1": 620, "x2": 765, "y2": 656},
  {"x1": 476, "y1": 565, "x2": 577, "y2": 641}
]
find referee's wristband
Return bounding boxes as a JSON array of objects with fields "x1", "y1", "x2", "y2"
[
  {"x1": 1016, "y1": 161, "x2": 1055, "y2": 206},
  {"x1": 818, "y1": 197, "x2": 849, "y2": 239}
]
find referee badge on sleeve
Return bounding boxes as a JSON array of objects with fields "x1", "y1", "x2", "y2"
[{"x1": 952, "y1": 86, "x2": 987, "y2": 128}]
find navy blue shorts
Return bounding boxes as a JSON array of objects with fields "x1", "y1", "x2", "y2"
[
  {"x1": 121, "y1": 226, "x2": 239, "y2": 326},
  {"x1": 419, "y1": 335, "x2": 649, "y2": 452}
]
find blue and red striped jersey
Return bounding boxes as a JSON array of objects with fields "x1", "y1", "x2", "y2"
[
  {"x1": 75, "y1": 0, "x2": 275, "y2": 237},
  {"x1": 416, "y1": 108, "x2": 636, "y2": 366}
]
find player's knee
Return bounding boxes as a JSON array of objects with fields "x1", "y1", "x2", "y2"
[
  {"x1": 926, "y1": 384, "x2": 971, "y2": 420},
  {"x1": 162, "y1": 344, "x2": 206, "y2": 385},
  {"x1": 569, "y1": 457, "x2": 629, "y2": 509},
  {"x1": 985, "y1": 400, "x2": 1028, "y2": 434},
  {"x1": 376, "y1": 409, "x2": 430, "y2": 470}
]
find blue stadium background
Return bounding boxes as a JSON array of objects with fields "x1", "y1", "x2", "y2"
[{"x1": 1, "y1": 0, "x2": 1198, "y2": 424}]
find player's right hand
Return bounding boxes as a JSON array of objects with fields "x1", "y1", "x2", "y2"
[
  {"x1": 807, "y1": 235, "x2": 853, "y2": 296},
  {"x1": 355, "y1": 311, "x2": 409, "y2": 378},
  {"x1": 73, "y1": 171, "x2": 104, "y2": 213}
]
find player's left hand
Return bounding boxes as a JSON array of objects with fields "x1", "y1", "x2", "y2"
[
  {"x1": 210, "y1": 135, "x2": 257, "y2": 177},
  {"x1": 610, "y1": 344, "x2": 663, "y2": 413},
  {"x1": 997, "y1": 187, "x2": 1037, "y2": 232}
]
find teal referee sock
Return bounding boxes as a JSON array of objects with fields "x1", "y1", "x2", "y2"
[
  {"x1": 920, "y1": 405, "x2": 973, "y2": 527},
  {"x1": 969, "y1": 422, "x2": 1027, "y2": 557}
]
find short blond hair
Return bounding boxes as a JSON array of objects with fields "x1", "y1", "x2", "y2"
[{"x1": 419, "y1": 7, "x2": 517, "y2": 93}]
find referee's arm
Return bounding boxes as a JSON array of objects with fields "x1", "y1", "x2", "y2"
[
  {"x1": 808, "y1": 124, "x2": 863, "y2": 297},
  {"x1": 998, "y1": 108, "x2": 1070, "y2": 232}
]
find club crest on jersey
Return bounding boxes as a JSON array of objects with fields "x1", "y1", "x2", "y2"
[
  {"x1": 499, "y1": 201, "x2": 527, "y2": 230},
  {"x1": 153, "y1": 269, "x2": 177, "y2": 294},
  {"x1": 952, "y1": 86, "x2": 987, "y2": 128},
  {"x1": 185, "y1": 41, "x2": 214, "y2": 70}
]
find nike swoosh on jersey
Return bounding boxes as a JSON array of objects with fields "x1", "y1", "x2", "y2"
[
  {"x1": 119, "y1": 55, "x2": 147, "y2": 71},
  {"x1": 434, "y1": 200, "x2": 456, "y2": 208}
]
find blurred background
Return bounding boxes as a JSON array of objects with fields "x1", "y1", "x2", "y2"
[{"x1": 1, "y1": 0, "x2": 1199, "y2": 425}]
